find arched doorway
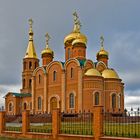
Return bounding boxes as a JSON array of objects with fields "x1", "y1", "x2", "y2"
[{"x1": 50, "y1": 97, "x2": 57, "y2": 112}]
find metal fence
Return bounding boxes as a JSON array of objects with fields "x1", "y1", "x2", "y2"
[
  {"x1": 29, "y1": 113, "x2": 52, "y2": 133},
  {"x1": 60, "y1": 111, "x2": 93, "y2": 135},
  {"x1": 104, "y1": 108, "x2": 140, "y2": 138},
  {"x1": 5, "y1": 114, "x2": 22, "y2": 132}
]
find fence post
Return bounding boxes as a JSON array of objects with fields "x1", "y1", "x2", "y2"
[
  {"x1": 93, "y1": 106, "x2": 104, "y2": 140},
  {"x1": 52, "y1": 108, "x2": 60, "y2": 139},
  {"x1": 0, "y1": 111, "x2": 6, "y2": 134},
  {"x1": 22, "y1": 110, "x2": 30, "y2": 135}
]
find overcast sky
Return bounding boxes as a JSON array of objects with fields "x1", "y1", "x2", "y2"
[{"x1": 0, "y1": 0, "x2": 140, "y2": 109}]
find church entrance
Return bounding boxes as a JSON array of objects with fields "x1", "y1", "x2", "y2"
[{"x1": 50, "y1": 97, "x2": 57, "y2": 112}]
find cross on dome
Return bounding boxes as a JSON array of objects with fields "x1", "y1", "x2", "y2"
[
  {"x1": 73, "y1": 11, "x2": 81, "y2": 32},
  {"x1": 29, "y1": 18, "x2": 33, "y2": 29},
  {"x1": 45, "y1": 33, "x2": 51, "y2": 46},
  {"x1": 100, "y1": 35, "x2": 104, "y2": 48}
]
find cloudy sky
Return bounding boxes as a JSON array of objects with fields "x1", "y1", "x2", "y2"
[{"x1": 0, "y1": 0, "x2": 140, "y2": 109}]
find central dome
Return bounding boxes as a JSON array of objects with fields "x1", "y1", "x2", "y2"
[{"x1": 64, "y1": 32, "x2": 87, "y2": 45}]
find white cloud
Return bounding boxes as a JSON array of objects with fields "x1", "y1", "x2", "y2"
[{"x1": 125, "y1": 90, "x2": 140, "y2": 108}]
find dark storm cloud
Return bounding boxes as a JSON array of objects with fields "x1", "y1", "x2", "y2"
[
  {"x1": 107, "y1": 32, "x2": 140, "y2": 93},
  {"x1": 0, "y1": 0, "x2": 140, "y2": 106}
]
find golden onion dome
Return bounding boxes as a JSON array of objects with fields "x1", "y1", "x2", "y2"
[
  {"x1": 96, "y1": 47, "x2": 109, "y2": 57},
  {"x1": 64, "y1": 32, "x2": 87, "y2": 45},
  {"x1": 41, "y1": 47, "x2": 54, "y2": 56},
  {"x1": 85, "y1": 68, "x2": 102, "y2": 77},
  {"x1": 102, "y1": 69, "x2": 119, "y2": 79},
  {"x1": 72, "y1": 38, "x2": 87, "y2": 46}
]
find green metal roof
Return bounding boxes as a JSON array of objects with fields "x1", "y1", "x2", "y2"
[
  {"x1": 12, "y1": 93, "x2": 31, "y2": 97},
  {"x1": 77, "y1": 59, "x2": 86, "y2": 67},
  {"x1": 60, "y1": 62, "x2": 65, "y2": 67}
]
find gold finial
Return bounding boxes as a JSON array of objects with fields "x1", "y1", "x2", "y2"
[
  {"x1": 28, "y1": 18, "x2": 34, "y2": 41},
  {"x1": 45, "y1": 33, "x2": 51, "y2": 48},
  {"x1": 73, "y1": 11, "x2": 81, "y2": 32},
  {"x1": 29, "y1": 18, "x2": 33, "y2": 29},
  {"x1": 100, "y1": 35, "x2": 104, "y2": 48}
]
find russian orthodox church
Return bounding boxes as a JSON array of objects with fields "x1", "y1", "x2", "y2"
[{"x1": 5, "y1": 13, "x2": 124, "y2": 115}]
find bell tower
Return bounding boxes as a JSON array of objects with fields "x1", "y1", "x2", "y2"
[{"x1": 21, "y1": 19, "x2": 39, "y2": 93}]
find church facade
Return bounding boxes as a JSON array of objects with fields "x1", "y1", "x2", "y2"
[{"x1": 5, "y1": 13, "x2": 124, "y2": 115}]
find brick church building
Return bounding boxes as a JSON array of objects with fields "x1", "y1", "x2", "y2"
[{"x1": 5, "y1": 13, "x2": 124, "y2": 115}]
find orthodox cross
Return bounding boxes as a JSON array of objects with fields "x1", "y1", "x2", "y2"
[
  {"x1": 45, "y1": 33, "x2": 51, "y2": 47},
  {"x1": 29, "y1": 18, "x2": 33, "y2": 29},
  {"x1": 100, "y1": 35, "x2": 104, "y2": 47},
  {"x1": 73, "y1": 11, "x2": 81, "y2": 32}
]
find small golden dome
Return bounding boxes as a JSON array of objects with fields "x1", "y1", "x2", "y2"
[
  {"x1": 41, "y1": 47, "x2": 54, "y2": 56},
  {"x1": 97, "y1": 47, "x2": 109, "y2": 57},
  {"x1": 85, "y1": 68, "x2": 102, "y2": 77},
  {"x1": 102, "y1": 69, "x2": 119, "y2": 79},
  {"x1": 72, "y1": 38, "x2": 87, "y2": 46}
]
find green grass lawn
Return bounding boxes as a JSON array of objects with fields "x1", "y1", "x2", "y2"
[
  {"x1": 104, "y1": 123, "x2": 140, "y2": 138},
  {"x1": 5, "y1": 122, "x2": 140, "y2": 138}
]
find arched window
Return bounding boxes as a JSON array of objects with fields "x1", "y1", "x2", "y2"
[
  {"x1": 29, "y1": 79, "x2": 32, "y2": 88},
  {"x1": 53, "y1": 71, "x2": 57, "y2": 81},
  {"x1": 112, "y1": 94, "x2": 116, "y2": 109},
  {"x1": 71, "y1": 68, "x2": 73, "y2": 78},
  {"x1": 35, "y1": 62, "x2": 38, "y2": 69},
  {"x1": 24, "y1": 62, "x2": 26, "y2": 70},
  {"x1": 69, "y1": 93, "x2": 74, "y2": 108},
  {"x1": 39, "y1": 75, "x2": 41, "y2": 84},
  {"x1": 38, "y1": 97, "x2": 42, "y2": 110},
  {"x1": 9, "y1": 103, "x2": 13, "y2": 111},
  {"x1": 118, "y1": 94, "x2": 121, "y2": 109},
  {"x1": 68, "y1": 48, "x2": 70, "y2": 59},
  {"x1": 23, "y1": 79, "x2": 25, "y2": 88},
  {"x1": 23, "y1": 103, "x2": 27, "y2": 110},
  {"x1": 95, "y1": 92, "x2": 99, "y2": 105},
  {"x1": 30, "y1": 102, "x2": 32, "y2": 110},
  {"x1": 29, "y1": 61, "x2": 32, "y2": 69}
]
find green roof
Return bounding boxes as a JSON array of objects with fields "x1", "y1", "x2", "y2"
[
  {"x1": 60, "y1": 62, "x2": 65, "y2": 67},
  {"x1": 77, "y1": 59, "x2": 86, "y2": 67},
  {"x1": 12, "y1": 93, "x2": 31, "y2": 97}
]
